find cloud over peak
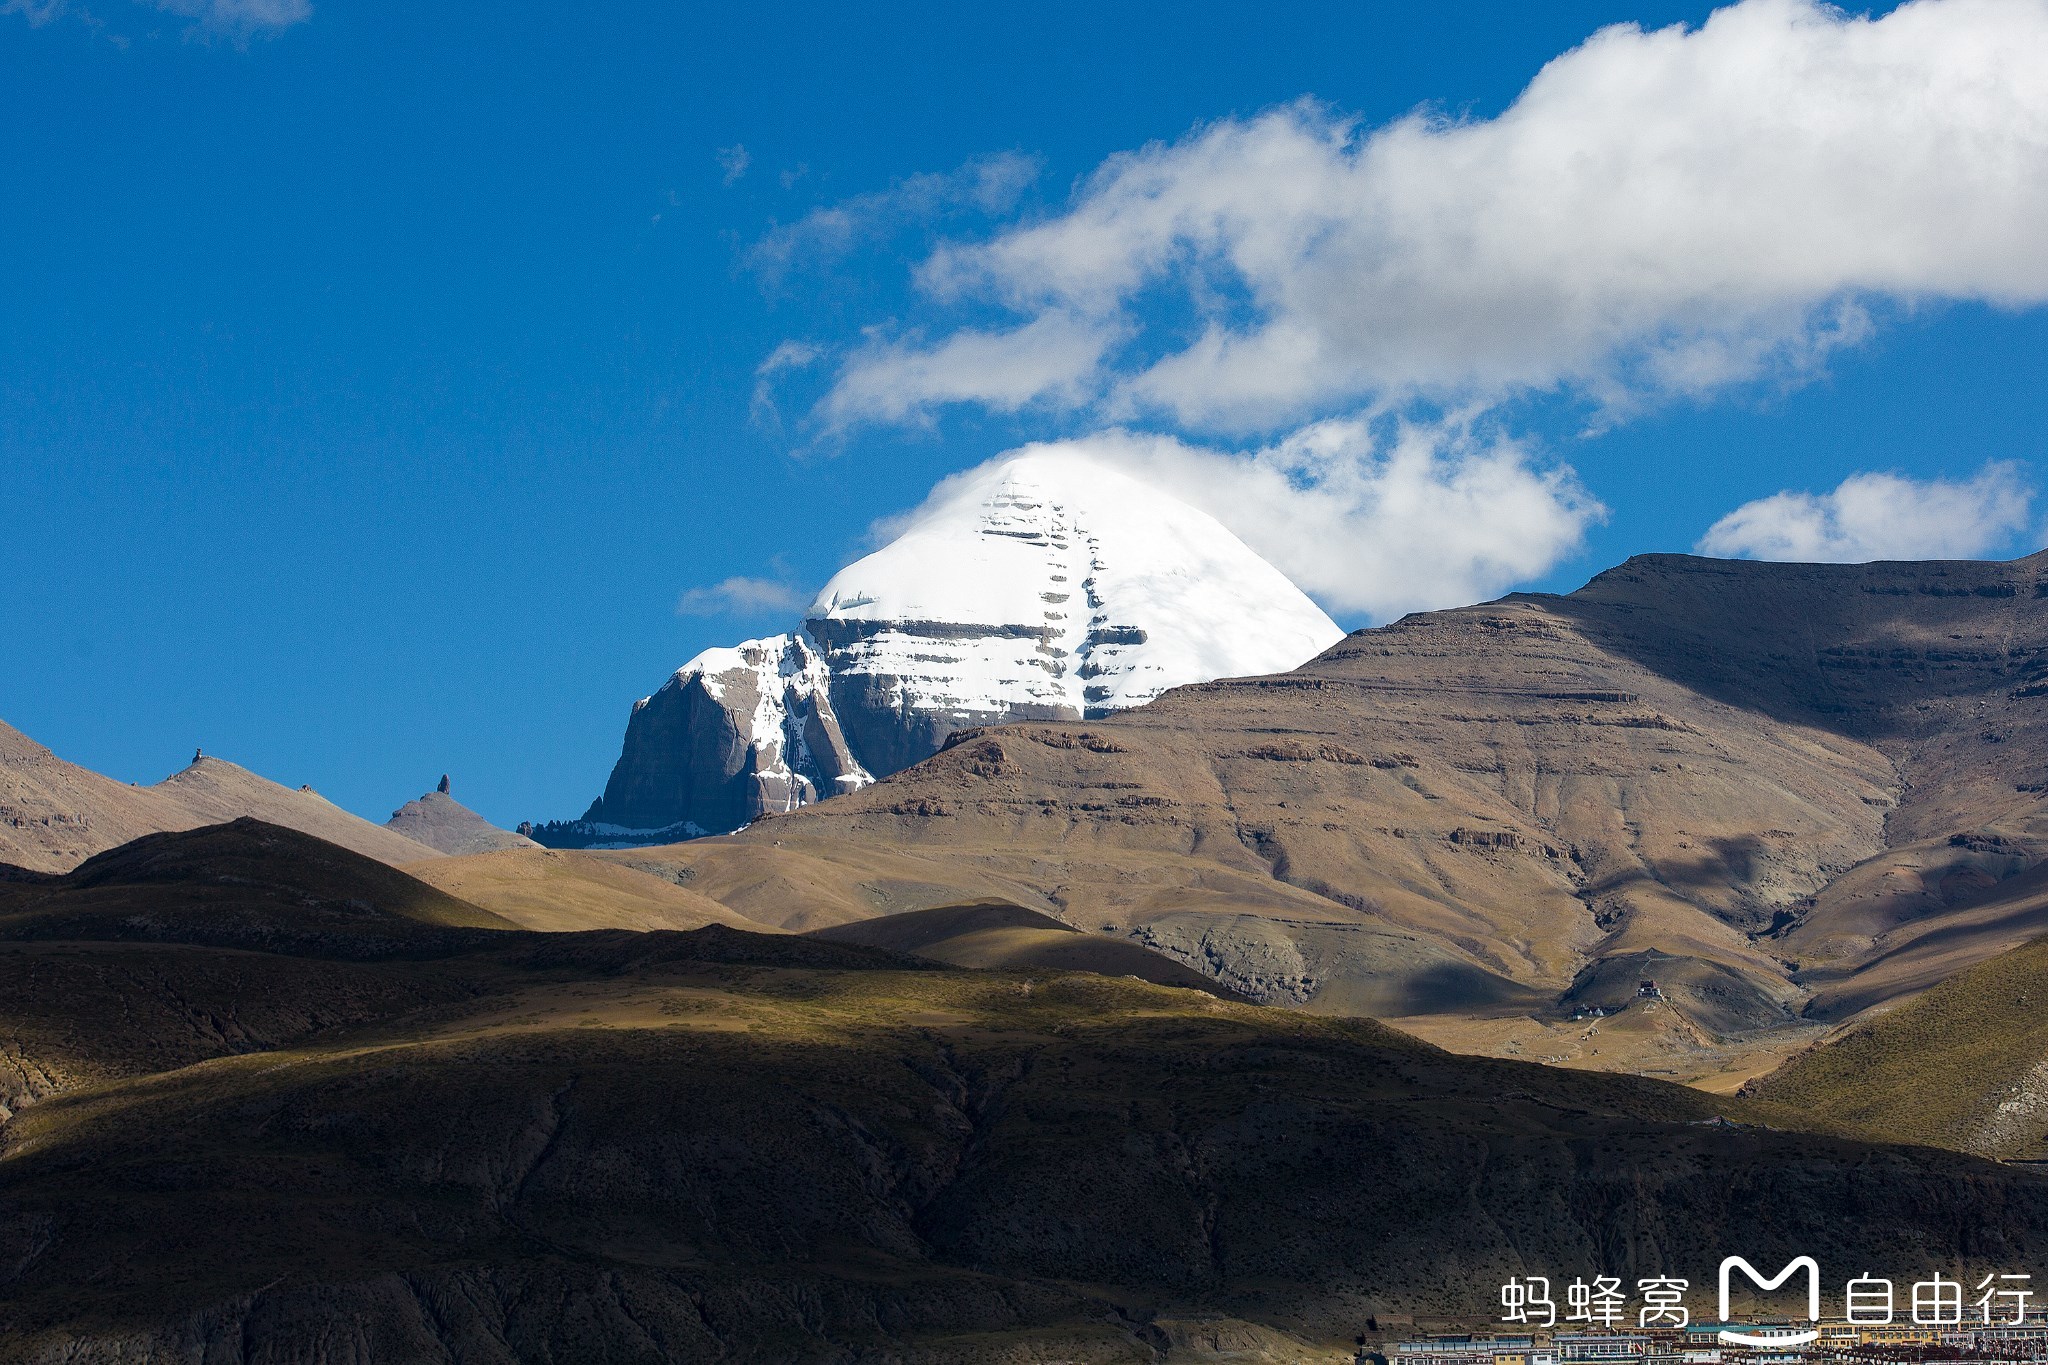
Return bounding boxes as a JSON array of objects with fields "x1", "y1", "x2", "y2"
[
  {"x1": 675, "y1": 575, "x2": 809, "y2": 619},
  {"x1": 982, "y1": 423, "x2": 1605, "y2": 620}
]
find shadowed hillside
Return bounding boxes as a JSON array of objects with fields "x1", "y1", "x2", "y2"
[
  {"x1": 5, "y1": 823, "x2": 2048, "y2": 1360},
  {"x1": 0, "y1": 818, "x2": 516, "y2": 955}
]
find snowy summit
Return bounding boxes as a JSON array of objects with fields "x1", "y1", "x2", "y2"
[
  {"x1": 564, "y1": 451, "x2": 1345, "y2": 842},
  {"x1": 806, "y1": 451, "x2": 1345, "y2": 769}
]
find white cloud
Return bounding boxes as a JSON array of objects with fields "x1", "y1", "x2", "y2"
[
  {"x1": 945, "y1": 425, "x2": 1604, "y2": 620},
  {"x1": 1697, "y1": 462, "x2": 2037, "y2": 562},
  {"x1": 750, "y1": 340, "x2": 823, "y2": 429},
  {"x1": 4, "y1": 0, "x2": 305, "y2": 41},
  {"x1": 822, "y1": 0, "x2": 2048, "y2": 432},
  {"x1": 147, "y1": 0, "x2": 309, "y2": 40},
  {"x1": 716, "y1": 145, "x2": 750, "y2": 185},
  {"x1": 676, "y1": 576, "x2": 808, "y2": 618},
  {"x1": 819, "y1": 312, "x2": 1120, "y2": 429},
  {"x1": 746, "y1": 151, "x2": 1041, "y2": 284}
]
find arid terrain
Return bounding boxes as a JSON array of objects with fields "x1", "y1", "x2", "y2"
[
  {"x1": 11, "y1": 551, "x2": 2048, "y2": 1358},
  {"x1": 0, "y1": 725, "x2": 444, "y2": 872},
  {"x1": 583, "y1": 552, "x2": 2048, "y2": 1087},
  {"x1": 4, "y1": 820, "x2": 2047, "y2": 1363},
  {"x1": 14, "y1": 552, "x2": 2048, "y2": 1095}
]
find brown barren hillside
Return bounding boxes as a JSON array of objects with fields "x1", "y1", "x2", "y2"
[
  {"x1": 0, "y1": 722, "x2": 440, "y2": 872},
  {"x1": 611, "y1": 552, "x2": 2048, "y2": 1081},
  {"x1": 385, "y1": 780, "x2": 539, "y2": 855}
]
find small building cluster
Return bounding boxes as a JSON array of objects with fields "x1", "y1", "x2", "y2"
[{"x1": 1385, "y1": 1321, "x2": 2048, "y2": 1365}]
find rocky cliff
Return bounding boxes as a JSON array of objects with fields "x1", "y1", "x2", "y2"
[{"x1": 576, "y1": 632, "x2": 869, "y2": 839}]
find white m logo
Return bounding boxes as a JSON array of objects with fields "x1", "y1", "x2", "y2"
[{"x1": 1718, "y1": 1256, "x2": 1821, "y2": 1346}]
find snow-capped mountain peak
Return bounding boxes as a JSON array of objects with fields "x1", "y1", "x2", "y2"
[
  {"x1": 802, "y1": 452, "x2": 1345, "y2": 771},
  {"x1": 564, "y1": 450, "x2": 1344, "y2": 842}
]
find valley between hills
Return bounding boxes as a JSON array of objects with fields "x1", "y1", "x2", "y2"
[{"x1": 10, "y1": 549, "x2": 2048, "y2": 1360}]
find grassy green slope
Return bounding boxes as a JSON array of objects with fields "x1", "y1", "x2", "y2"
[{"x1": 1748, "y1": 933, "x2": 2048, "y2": 1159}]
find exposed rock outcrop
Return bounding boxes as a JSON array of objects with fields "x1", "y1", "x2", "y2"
[{"x1": 576, "y1": 632, "x2": 869, "y2": 840}]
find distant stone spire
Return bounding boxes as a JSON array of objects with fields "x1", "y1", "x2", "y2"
[{"x1": 437, "y1": 774, "x2": 451, "y2": 794}]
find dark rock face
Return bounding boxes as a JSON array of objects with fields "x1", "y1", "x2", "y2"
[
  {"x1": 576, "y1": 634, "x2": 867, "y2": 838},
  {"x1": 816, "y1": 659, "x2": 1082, "y2": 781}
]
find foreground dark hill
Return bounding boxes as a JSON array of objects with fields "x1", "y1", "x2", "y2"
[
  {"x1": 0, "y1": 817, "x2": 516, "y2": 957},
  {"x1": 607, "y1": 551, "x2": 2048, "y2": 1082},
  {"x1": 5, "y1": 822, "x2": 2047, "y2": 1362}
]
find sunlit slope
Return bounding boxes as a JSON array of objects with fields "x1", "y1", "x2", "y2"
[
  {"x1": 808, "y1": 898, "x2": 1251, "y2": 998},
  {"x1": 408, "y1": 845, "x2": 770, "y2": 933},
  {"x1": 1748, "y1": 930, "x2": 2048, "y2": 1159},
  {"x1": 0, "y1": 721, "x2": 441, "y2": 872}
]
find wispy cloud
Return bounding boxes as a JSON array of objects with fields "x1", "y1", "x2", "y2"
[
  {"x1": 745, "y1": 151, "x2": 1041, "y2": 285},
  {"x1": 1, "y1": 0, "x2": 71, "y2": 25},
  {"x1": 716, "y1": 144, "x2": 751, "y2": 186},
  {"x1": 6, "y1": 0, "x2": 309, "y2": 41},
  {"x1": 1698, "y1": 462, "x2": 2037, "y2": 563},
  {"x1": 819, "y1": 312, "x2": 1120, "y2": 430},
  {"x1": 749, "y1": 340, "x2": 823, "y2": 429},
  {"x1": 148, "y1": 0, "x2": 308, "y2": 41},
  {"x1": 676, "y1": 575, "x2": 809, "y2": 618}
]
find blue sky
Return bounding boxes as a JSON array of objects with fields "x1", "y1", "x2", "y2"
[{"x1": 3, "y1": 0, "x2": 2046, "y2": 830}]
